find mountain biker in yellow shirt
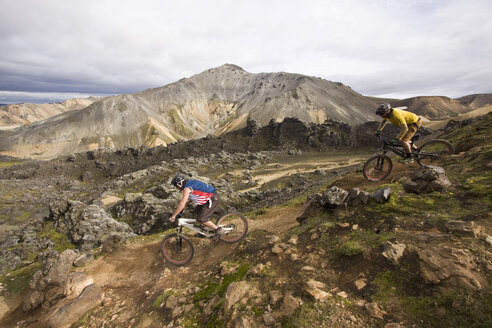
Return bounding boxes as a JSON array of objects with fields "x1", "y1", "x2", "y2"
[{"x1": 375, "y1": 103, "x2": 422, "y2": 164}]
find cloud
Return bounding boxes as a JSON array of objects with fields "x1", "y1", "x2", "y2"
[{"x1": 0, "y1": 0, "x2": 491, "y2": 104}]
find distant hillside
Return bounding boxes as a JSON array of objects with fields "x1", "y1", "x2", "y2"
[
  {"x1": 0, "y1": 97, "x2": 98, "y2": 127},
  {"x1": 456, "y1": 93, "x2": 492, "y2": 109},
  {"x1": 392, "y1": 96, "x2": 471, "y2": 119}
]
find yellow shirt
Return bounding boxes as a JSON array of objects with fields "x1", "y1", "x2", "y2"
[{"x1": 385, "y1": 108, "x2": 419, "y2": 126}]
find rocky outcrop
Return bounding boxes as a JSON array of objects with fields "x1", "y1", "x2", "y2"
[
  {"x1": 113, "y1": 192, "x2": 175, "y2": 235},
  {"x1": 23, "y1": 249, "x2": 79, "y2": 311},
  {"x1": 22, "y1": 249, "x2": 102, "y2": 328},
  {"x1": 297, "y1": 186, "x2": 391, "y2": 223},
  {"x1": 0, "y1": 218, "x2": 52, "y2": 274},
  {"x1": 49, "y1": 200, "x2": 136, "y2": 251}
]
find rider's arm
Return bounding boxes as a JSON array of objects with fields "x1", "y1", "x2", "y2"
[
  {"x1": 169, "y1": 188, "x2": 191, "y2": 222},
  {"x1": 377, "y1": 119, "x2": 388, "y2": 132},
  {"x1": 396, "y1": 124, "x2": 409, "y2": 140}
]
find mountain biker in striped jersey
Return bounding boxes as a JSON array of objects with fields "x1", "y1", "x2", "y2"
[
  {"x1": 169, "y1": 174, "x2": 224, "y2": 238},
  {"x1": 375, "y1": 103, "x2": 422, "y2": 164}
]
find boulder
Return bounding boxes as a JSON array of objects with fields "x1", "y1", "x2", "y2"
[
  {"x1": 63, "y1": 272, "x2": 94, "y2": 300},
  {"x1": 403, "y1": 166, "x2": 451, "y2": 194},
  {"x1": 73, "y1": 253, "x2": 94, "y2": 267},
  {"x1": 296, "y1": 193, "x2": 323, "y2": 223},
  {"x1": 382, "y1": 241, "x2": 406, "y2": 265},
  {"x1": 305, "y1": 279, "x2": 331, "y2": 301},
  {"x1": 224, "y1": 281, "x2": 252, "y2": 311},
  {"x1": 445, "y1": 220, "x2": 481, "y2": 238},
  {"x1": 277, "y1": 291, "x2": 302, "y2": 317},
  {"x1": 347, "y1": 188, "x2": 370, "y2": 205},
  {"x1": 365, "y1": 302, "x2": 386, "y2": 320},
  {"x1": 371, "y1": 187, "x2": 391, "y2": 203},
  {"x1": 47, "y1": 284, "x2": 102, "y2": 328},
  {"x1": 321, "y1": 186, "x2": 348, "y2": 207},
  {"x1": 418, "y1": 247, "x2": 486, "y2": 291},
  {"x1": 50, "y1": 200, "x2": 135, "y2": 251}
]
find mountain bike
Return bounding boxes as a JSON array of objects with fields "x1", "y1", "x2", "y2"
[
  {"x1": 362, "y1": 135, "x2": 454, "y2": 182},
  {"x1": 160, "y1": 212, "x2": 248, "y2": 266}
]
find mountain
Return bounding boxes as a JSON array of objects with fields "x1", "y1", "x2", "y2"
[
  {"x1": 0, "y1": 64, "x2": 489, "y2": 160},
  {"x1": 0, "y1": 64, "x2": 381, "y2": 159},
  {"x1": 0, "y1": 97, "x2": 98, "y2": 127}
]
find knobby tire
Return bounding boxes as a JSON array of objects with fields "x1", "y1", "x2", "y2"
[
  {"x1": 416, "y1": 139, "x2": 454, "y2": 167},
  {"x1": 363, "y1": 154, "x2": 393, "y2": 182},
  {"x1": 160, "y1": 233, "x2": 194, "y2": 266},
  {"x1": 216, "y1": 213, "x2": 248, "y2": 244}
]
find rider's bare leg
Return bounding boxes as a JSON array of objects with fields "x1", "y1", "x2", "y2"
[
  {"x1": 202, "y1": 220, "x2": 218, "y2": 230},
  {"x1": 400, "y1": 140, "x2": 412, "y2": 155}
]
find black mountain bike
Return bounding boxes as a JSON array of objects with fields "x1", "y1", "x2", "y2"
[
  {"x1": 362, "y1": 135, "x2": 454, "y2": 182},
  {"x1": 160, "y1": 212, "x2": 248, "y2": 266}
]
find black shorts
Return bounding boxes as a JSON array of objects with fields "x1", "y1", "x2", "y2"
[{"x1": 194, "y1": 192, "x2": 221, "y2": 222}]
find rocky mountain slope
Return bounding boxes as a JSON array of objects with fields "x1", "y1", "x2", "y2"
[
  {"x1": 0, "y1": 112, "x2": 490, "y2": 327},
  {"x1": 0, "y1": 98, "x2": 98, "y2": 127},
  {"x1": 2, "y1": 64, "x2": 489, "y2": 160}
]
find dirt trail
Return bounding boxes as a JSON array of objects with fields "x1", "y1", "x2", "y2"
[
  {"x1": 86, "y1": 206, "x2": 301, "y2": 287},
  {"x1": 76, "y1": 205, "x2": 303, "y2": 325}
]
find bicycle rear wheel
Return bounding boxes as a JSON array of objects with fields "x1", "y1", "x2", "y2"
[
  {"x1": 416, "y1": 139, "x2": 454, "y2": 167},
  {"x1": 362, "y1": 154, "x2": 393, "y2": 182},
  {"x1": 216, "y1": 213, "x2": 248, "y2": 244},
  {"x1": 160, "y1": 233, "x2": 194, "y2": 266}
]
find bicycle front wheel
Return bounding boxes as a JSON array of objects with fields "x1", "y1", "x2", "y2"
[
  {"x1": 416, "y1": 139, "x2": 454, "y2": 167},
  {"x1": 160, "y1": 233, "x2": 194, "y2": 266},
  {"x1": 362, "y1": 154, "x2": 393, "y2": 182},
  {"x1": 216, "y1": 213, "x2": 248, "y2": 244}
]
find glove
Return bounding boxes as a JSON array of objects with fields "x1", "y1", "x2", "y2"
[{"x1": 374, "y1": 130, "x2": 381, "y2": 137}]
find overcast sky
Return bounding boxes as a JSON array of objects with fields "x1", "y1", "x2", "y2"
[{"x1": 1, "y1": 0, "x2": 491, "y2": 104}]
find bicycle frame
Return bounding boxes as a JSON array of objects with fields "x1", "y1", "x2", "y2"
[
  {"x1": 175, "y1": 218, "x2": 214, "y2": 238},
  {"x1": 376, "y1": 136, "x2": 419, "y2": 158}
]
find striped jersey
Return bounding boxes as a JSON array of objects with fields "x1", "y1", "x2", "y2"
[{"x1": 184, "y1": 179, "x2": 216, "y2": 205}]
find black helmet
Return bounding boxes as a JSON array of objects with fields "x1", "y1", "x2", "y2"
[
  {"x1": 376, "y1": 103, "x2": 392, "y2": 116},
  {"x1": 171, "y1": 174, "x2": 185, "y2": 188}
]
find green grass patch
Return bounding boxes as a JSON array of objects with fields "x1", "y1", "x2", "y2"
[
  {"x1": 281, "y1": 302, "x2": 332, "y2": 328},
  {"x1": 0, "y1": 262, "x2": 41, "y2": 294},
  {"x1": 153, "y1": 289, "x2": 174, "y2": 309},
  {"x1": 40, "y1": 222, "x2": 75, "y2": 252},
  {"x1": 0, "y1": 161, "x2": 23, "y2": 168},
  {"x1": 373, "y1": 270, "x2": 492, "y2": 327},
  {"x1": 194, "y1": 263, "x2": 251, "y2": 302}
]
